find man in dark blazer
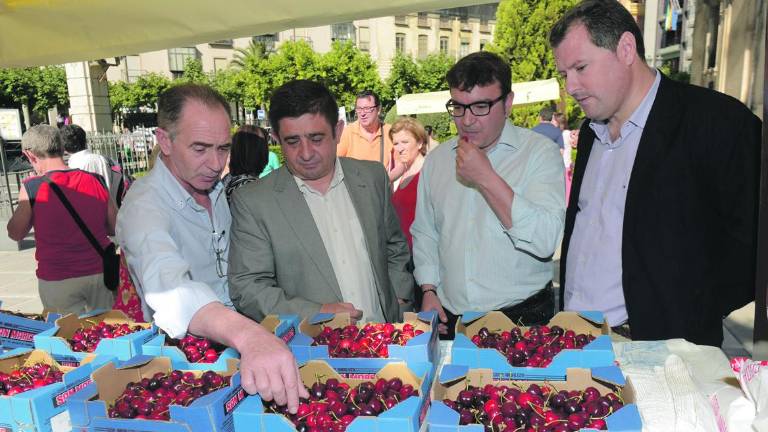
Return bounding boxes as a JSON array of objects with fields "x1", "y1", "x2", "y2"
[
  {"x1": 550, "y1": 0, "x2": 760, "y2": 347},
  {"x1": 228, "y1": 80, "x2": 414, "y2": 323}
]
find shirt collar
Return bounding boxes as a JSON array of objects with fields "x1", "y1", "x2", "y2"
[
  {"x1": 154, "y1": 156, "x2": 224, "y2": 211},
  {"x1": 590, "y1": 69, "x2": 661, "y2": 146},
  {"x1": 294, "y1": 158, "x2": 345, "y2": 196},
  {"x1": 451, "y1": 119, "x2": 519, "y2": 153}
]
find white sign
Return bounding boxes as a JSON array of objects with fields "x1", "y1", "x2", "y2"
[
  {"x1": 0, "y1": 109, "x2": 22, "y2": 141},
  {"x1": 257, "y1": 109, "x2": 265, "y2": 121}
]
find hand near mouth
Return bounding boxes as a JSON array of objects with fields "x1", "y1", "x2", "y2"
[{"x1": 456, "y1": 137, "x2": 493, "y2": 188}]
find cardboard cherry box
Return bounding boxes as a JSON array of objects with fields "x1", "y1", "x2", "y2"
[
  {"x1": 34, "y1": 310, "x2": 156, "y2": 365},
  {"x1": 288, "y1": 311, "x2": 439, "y2": 367},
  {"x1": 0, "y1": 348, "x2": 113, "y2": 432},
  {"x1": 451, "y1": 311, "x2": 614, "y2": 380},
  {"x1": 141, "y1": 333, "x2": 240, "y2": 371},
  {"x1": 233, "y1": 359, "x2": 433, "y2": 432},
  {"x1": 427, "y1": 364, "x2": 642, "y2": 432},
  {"x1": 0, "y1": 301, "x2": 60, "y2": 349},
  {"x1": 260, "y1": 314, "x2": 301, "y2": 344},
  {"x1": 68, "y1": 356, "x2": 245, "y2": 432}
]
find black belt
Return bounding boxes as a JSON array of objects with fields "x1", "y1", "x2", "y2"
[
  {"x1": 611, "y1": 323, "x2": 632, "y2": 339},
  {"x1": 497, "y1": 283, "x2": 554, "y2": 323}
]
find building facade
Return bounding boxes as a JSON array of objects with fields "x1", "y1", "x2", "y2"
[{"x1": 106, "y1": 4, "x2": 498, "y2": 83}]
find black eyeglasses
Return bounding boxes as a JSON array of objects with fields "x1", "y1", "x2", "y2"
[
  {"x1": 446, "y1": 94, "x2": 507, "y2": 117},
  {"x1": 211, "y1": 230, "x2": 227, "y2": 278},
  {"x1": 355, "y1": 105, "x2": 379, "y2": 114}
]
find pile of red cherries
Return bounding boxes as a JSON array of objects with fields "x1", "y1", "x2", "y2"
[
  {"x1": 443, "y1": 382, "x2": 623, "y2": 431},
  {"x1": 0, "y1": 362, "x2": 64, "y2": 396},
  {"x1": 108, "y1": 370, "x2": 230, "y2": 420},
  {"x1": 167, "y1": 334, "x2": 225, "y2": 363},
  {"x1": 69, "y1": 321, "x2": 146, "y2": 352},
  {"x1": 312, "y1": 323, "x2": 424, "y2": 358},
  {"x1": 264, "y1": 377, "x2": 419, "y2": 432},
  {"x1": 470, "y1": 325, "x2": 596, "y2": 367}
]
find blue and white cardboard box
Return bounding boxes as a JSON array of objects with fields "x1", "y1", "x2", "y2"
[
  {"x1": 68, "y1": 355, "x2": 245, "y2": 432},
  {"x1": 0, "y1": 348, "x2": 113, "y2": 432},
  {"x1": 141, "y1": 333, "x2": 240, "y2": 371},
  {"x1": 451, "y1": 311, "x2": 614, "y2": 380},
  {"x1": 233, "y1": 359, "x2": 433, "y2": 432},
  {"x1": 289, "y1": 311, "x2": 439, "y2": 367},
  {"x1": 0, "y1": 301, "x2": 59, "y2": 349},
  {"x1": 34, "y1": 310, "x2": 157, "y2": 364},
  {"x1": 260, "y1": 314, "x2": 301, "y2": 344},
  {"x1": 427, "y1": 364, "x2": 642, "y2": 432}
]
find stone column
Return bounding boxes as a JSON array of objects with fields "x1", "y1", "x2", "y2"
[{"x1": 65, "y1": 61, "x2": 113, "y2": 132}]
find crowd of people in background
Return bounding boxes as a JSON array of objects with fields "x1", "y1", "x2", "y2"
[{"x1": 4, "y1": 0, "x2": 761, "y2": 409}]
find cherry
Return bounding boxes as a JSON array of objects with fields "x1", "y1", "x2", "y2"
[
  {"x1": 470, "y1": 323, "x2": 596, "y2": 368},
  {"x1": 0, "y1": 362, "x2": 64, "y2": 396},
  {"x1": 69, "y1": 321, "x2": 145, "y2": 352},
  {"x1": 108, "y1": 369, "x2": 229, "y2": 420},
  {"x1": 312, "y1": 322, "x2": 425, "y2": 358},
  {"x1": 443, "y1": 382, "x2": 618, "y2": 431},
  {"x1": 263, "y1": 377, "x2": 419, "y2": 431},
  {"x1": 167, "y1": 334, "x2": 226, "y2": 363}
]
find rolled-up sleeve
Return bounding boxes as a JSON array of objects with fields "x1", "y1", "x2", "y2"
[
  {"x1": 117, "y1": 203, "x2": 219, "y2": 338},
  {"x1": 504, "y1": 143, "x2": 566, "y2": 259}
]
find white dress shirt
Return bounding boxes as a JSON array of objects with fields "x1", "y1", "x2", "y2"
[
  {"x1": 565, "y1": 71, "x2": 661, "y2": 326},
  {"x1": 294, "y1": 159, "x2": 384, "y2": 323},
  {"x1": 412, "y1": 120, "x2": 565, "y2": 314},
  {"x1": 116, "y1": 157, "x2": 233, "y2": 338}
]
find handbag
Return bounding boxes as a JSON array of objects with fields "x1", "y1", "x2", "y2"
[{"x1": 42, "y1": 177, "x2": 120, "y2": 291}]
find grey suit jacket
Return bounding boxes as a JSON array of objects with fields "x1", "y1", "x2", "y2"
[{"x1": 228, "y1": 157, "x2": 414, "y2": 322}]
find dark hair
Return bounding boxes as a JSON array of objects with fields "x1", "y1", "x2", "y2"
[
  {"x1": 268, "y1": 80, "x2": 339, "y2": 136},
  {"x1": 238, "y1": 124, "x2": 268, "y2": 139},
  {"x1": 59, "y1": 124, "x2": 87, "y2": 153},
  {"x1": 229, "y1": 128, "x2": 269, "y2": 177},
  {"x1": 549, "y1": 0, "x2": 645, "y2": 60},
  {"x1": 157, "y1": 84, "x2": 231, "y2": 139},
  {"x1": 424, "y1": 125, "x2": 433, "y2": 136},
  {"x1": 446, "y1": 51, "x2": 511, "y2": 96},
  {"x1": 356, "y1": 89, "x2": 380, "y2": 107},
  {"x1": 539, "y1": 106, "x2": 556, "y2": 121}
]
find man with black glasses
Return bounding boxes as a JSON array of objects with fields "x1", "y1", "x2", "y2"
[{"x1": 412, "y1": 52, "x2": 565, "y2": 339}]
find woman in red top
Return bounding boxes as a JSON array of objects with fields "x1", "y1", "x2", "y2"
[{"x1": 388, "y1": 117, "x2": 428, "y2": 250}]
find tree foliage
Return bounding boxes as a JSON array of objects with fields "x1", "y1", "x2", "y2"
[
  {"x1": 0, "y1": 66, "x2": 69, "y2": 127},
  {"x1": 319, "y1": 41, "x2": 383, "y2": 110},
  {"x1": 178, "y1": 58, "x2": 208, "y2": 85},
  {"x1": 490, "y1": 0, "x2": 582, "y2": 128}
]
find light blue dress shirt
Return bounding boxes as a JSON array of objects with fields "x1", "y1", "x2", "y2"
[
  {"x1": 412, "y1": 120, "x2": 565, "y2": 314},
  {"x1": 565, "y1": 71, "x2": 661, "y2": 326},
  {"x1": 116, "y1": 157, "x2": 233, "y2": 338}
]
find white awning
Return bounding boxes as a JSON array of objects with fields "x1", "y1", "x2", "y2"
[
  {"x1": 0, "y1": 0, "x2": 480, "y2": 67},
  {"x1": 395, "y1": 78, "x2": 562, "y2": 115}
]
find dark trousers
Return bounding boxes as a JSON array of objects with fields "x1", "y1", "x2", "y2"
[{"x1": 440, "y1": 283, "x2": 555, "y2": 340}]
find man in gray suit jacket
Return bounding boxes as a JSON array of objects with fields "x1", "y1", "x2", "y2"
[{"x1": 228, "y1": 80, "x2": 414, "y2": 323}]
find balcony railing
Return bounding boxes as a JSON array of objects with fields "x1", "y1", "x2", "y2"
[{"x1": 395, "y1": 15, "x2": 408, "y2": 26}]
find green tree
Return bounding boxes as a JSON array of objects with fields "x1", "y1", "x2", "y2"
[
  {"x1": 33, "y1": 66, "x2": 69, "y2": 114},
  {"x1": 0, "y1": 66, "x2": 69, "y2": 129},
  {"x1": 319, "y1": 41, "x2": 383, "y2": 111},
  {"x1": 230, "y1": 41, "x2": 267, "y2": 70},
  {"x1": 178, "y1": 58, "x2": 208, "y2": 85},
  {"x1": 490, "y1": 0, "x2": 581, "y2": 128},
  {"x1": 415, "y1": 53, "x2": 454, "y2": 93},
  {"x1": 384, "y1": 53, "x2": 420, "y2": 103}
]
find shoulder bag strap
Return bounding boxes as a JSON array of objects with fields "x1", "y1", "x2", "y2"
[
  {"x1": 42, "y1": 176, "x2": 106, "y2": 256},
  {"x1": 379, "y1": 122, "x2": 385, "y2": 164}
]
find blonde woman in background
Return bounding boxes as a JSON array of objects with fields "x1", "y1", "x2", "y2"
[{"x1": 388, "y1": 117, "x2": 427, "y2": 250}]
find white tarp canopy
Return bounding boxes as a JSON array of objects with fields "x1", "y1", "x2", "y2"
[
  {"x1": 0, "y1": 0, "x2": 481, "y2": 68},
  {"x1": 396, "y1": 78, "x2": 562, "y2": 115}
]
